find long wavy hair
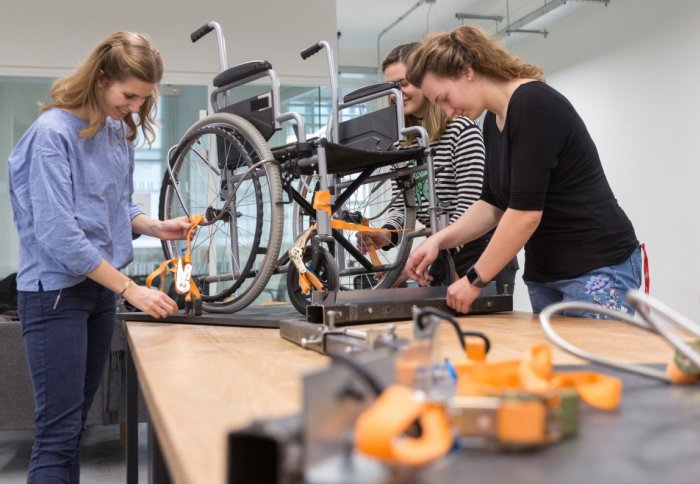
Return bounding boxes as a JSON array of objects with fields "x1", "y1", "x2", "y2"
[
  {"x1": 41, "y1": 31, "x2": 163, "y2": 145},
  {"x1": 406, "y1": 25, "x2": 544, "y2": 87},
  {"x1": 382, "y1": 43, "x2": 448, "y2": 146}
]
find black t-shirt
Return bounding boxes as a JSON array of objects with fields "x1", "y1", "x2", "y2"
[{"x1": 481, "y1": 81, "x2": 638, "y2": 282}]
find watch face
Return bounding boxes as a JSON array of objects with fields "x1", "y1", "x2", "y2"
[
  {"x1": 467, "y1": 265, "x2": 487, "y2": 288},
  {"x1": 467, "y1": 265, "x2": 479, "y2": 283}
]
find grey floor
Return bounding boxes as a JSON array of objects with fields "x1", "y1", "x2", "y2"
[{"x1": 0, "y1": 423, "x2": 148, "y2": 483}]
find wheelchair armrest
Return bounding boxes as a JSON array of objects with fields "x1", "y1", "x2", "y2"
[
  {"x1": 343, "y1": 82, "x2": 400, "y2": 104},
  {"x1": 213, "y1": 60, "x2": 273, "y2": 88}
]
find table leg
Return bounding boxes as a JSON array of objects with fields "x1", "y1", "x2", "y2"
[
  {"x1": 149, "y1": 422, "x2": 173, "y2": 484},
  {"x1": 126, "y1": 343, "x2": 138, "y2": 483}
]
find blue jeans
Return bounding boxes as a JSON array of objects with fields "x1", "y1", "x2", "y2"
[
  {"x1": 18, "y1": 279, "x2": 116, "y2": 484},
  {"x1": 526, "y1": 247, "x2": 642, "y2": 319}
]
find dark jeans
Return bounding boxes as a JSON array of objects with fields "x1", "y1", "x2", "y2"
[{"x1": 18, "y1": 279, "x2": 115, "y2": 484}]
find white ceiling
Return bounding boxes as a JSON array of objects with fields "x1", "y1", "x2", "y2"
[{"x1": 337, "y1": 0, "x2": 593, "y2": 63}]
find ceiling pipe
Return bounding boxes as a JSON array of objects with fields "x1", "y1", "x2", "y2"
[
  {"x1": 496, "y1": 0, "x2": 610, "y2": 38},
  {"x1": 376, "y1": 0, "x2": 436, "y2": 73},
  {"x1": 455, "y1": 13, "x2": 504, "y2": 23}
]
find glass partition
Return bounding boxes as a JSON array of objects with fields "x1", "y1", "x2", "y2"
[{"x1": 1, "y1": 72, "x2": 385, "y2": 304}]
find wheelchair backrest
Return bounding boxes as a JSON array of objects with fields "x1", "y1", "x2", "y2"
[
  {"x1": 219, "y1": 94, "x2": 276, "y2": 141},
  {"x1": 337, "y1": 106, "x2": 399, "y2": 152},
  {"x1": 211, "y1": 60, "x2": 281, "y2": 142}
]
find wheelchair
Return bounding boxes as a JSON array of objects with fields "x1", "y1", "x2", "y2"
[{"x1": 159, "y1": 22, "x2": 452, "y2": 314}]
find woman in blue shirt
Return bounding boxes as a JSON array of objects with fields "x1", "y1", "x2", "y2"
[{"x1": 8, "y1": 31, "x2": 189, "y2": 482}]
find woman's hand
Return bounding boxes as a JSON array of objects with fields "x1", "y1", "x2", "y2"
[
  {"x1": 155, "y1": 216, "x2": 193, "y2": 240},
  {"x1": 355, "y1": 231, "x2": 391, "y2": 254},
  {"x1": 446, "y1": 276, "x2": 481, "y2": 313},
  {"x1": 124, "y1": 284, "x2": 179, "y2": 318},
  {"x1": 396, "y1": 236, "x2": 440, "y2": 287}
]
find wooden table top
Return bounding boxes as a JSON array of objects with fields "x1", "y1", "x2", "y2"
[{"x1": 126, "y1": 311, "x2": 674, "y2": 484}]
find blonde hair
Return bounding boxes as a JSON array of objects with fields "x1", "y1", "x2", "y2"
[
  {"x1": 406, "y1": 25, "x2": 544, "y2": 87},
  {"x1": 382, "y1": 43, "x2": 448, "y2": 146},
  {"x1": 41, "y1": 31, "x2": 163, "y2": 145}
]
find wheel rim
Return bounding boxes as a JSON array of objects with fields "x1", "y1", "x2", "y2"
[
  {"x1": 162, "y1": 125, "x2": 274, "y2": 302},
  {"x1": 333, "y1": 167, "x2": 416, "y2": 289}
]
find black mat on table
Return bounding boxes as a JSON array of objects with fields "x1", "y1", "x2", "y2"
[
  {"x1": 117, "y1": 303, "x2": 302, "y2": 329},
  {"x1": 230, "y1": 364, "x2": 700, "y2": 483}
]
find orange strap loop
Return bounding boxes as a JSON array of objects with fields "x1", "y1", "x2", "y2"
[
  {"x1": 146, "y1": 214, "x2": 204, "y2": 305},
  {"x1": 299, "y1": 270, "x2": 324, "y2": 294},
  {"x1": 145, "y1": 258, "x2": 178, "y2": 291},
  {"x1": 354, "y1": 385, "x2": 453, "y2": 467}
]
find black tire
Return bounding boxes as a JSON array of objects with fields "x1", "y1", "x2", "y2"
[
  {"x1": 159, "y1": 113, "x2": 283, "y2": 313},
  {"x1": 286, "y1": 247, "x2": 339, "y2": 315},
  {"x1": 428, "y1": 250, "x2": 457, "y2": 287}
]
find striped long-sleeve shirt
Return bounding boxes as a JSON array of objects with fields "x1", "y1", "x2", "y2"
[{"x1": 385, "y1": 116, "x2": 485, "y2": 233}]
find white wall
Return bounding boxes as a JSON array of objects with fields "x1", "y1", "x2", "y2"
[
  {"x1": 508, "y1": 0, "x2": 700, "y2": 321},
  {"x1": 0, "y1": 0, "x2": 337, "y2": 85}
]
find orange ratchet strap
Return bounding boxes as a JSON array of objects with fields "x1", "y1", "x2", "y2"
[
  {"x1": 453, "y1": 344, "x2": 622, "y2": 411},
  {"x1": 288, "y1": 226, "x2": 325, "y2": 295},
  {"x1": 146, "y1": 213, "x2": 204, "y2": 316},
  {"x1": 355, "y1": 310, "x2": 622, "y2": 466}
]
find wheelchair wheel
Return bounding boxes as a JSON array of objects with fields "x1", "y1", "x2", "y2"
[
  {"x1": 334, "y1": 166, "x2": 417, "y2": 289},
  {"x1": 291, "y1": 168, "x2": 417, "y2": 290},
  {"x1": 159, "y1": 113, "x2": 284, "y2": 313},
  {"x1": 428, "y1": 250, "x2": 458, "y2": 287},
  {"x1": 286, "y1": 246, "x2": 339, "y2": 315}
]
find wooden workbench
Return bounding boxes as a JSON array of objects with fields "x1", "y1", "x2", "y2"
[{"x1": 125, "y1": 311, "x2": 675, "y2": 484}]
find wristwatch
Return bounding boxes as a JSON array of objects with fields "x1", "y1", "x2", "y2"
[
  {"x1": 465, "y1": 264, "x2": 489, "y2": 289},
  {"x1": 119, "y1": 279, "x2": 136, "y2": 296}
]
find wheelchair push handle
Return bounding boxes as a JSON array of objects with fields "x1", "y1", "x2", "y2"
[
  {"x1": 299, "y1": 40, "x2": 339, "y2": 142},
  {"x1": 300, "y1": 42, "x2": 324, "y2": 60},
  {"x1": 191, "y1": 23, "x2": 214, "y2": 43},
  {"x1": 190, "y1": 21, "x2": 228, "y2": 73}
]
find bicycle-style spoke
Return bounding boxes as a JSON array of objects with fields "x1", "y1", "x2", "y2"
[{"x1": 159, "y1": 114, "x2": 283, "y2": 311}]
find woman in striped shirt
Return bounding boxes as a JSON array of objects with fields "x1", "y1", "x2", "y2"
[{"x1": 357, "y1": 42, "x2": 518, "y2": 293}]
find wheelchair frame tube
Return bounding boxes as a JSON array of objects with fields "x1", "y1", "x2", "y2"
[
  {"x1": 318, "y1": 41, "x2": 340, "y2": 143},
  {"x1": 315, "y1": 143, "x2": 331, "y2": 237},
  {"x1": 204, "y1": 21, "x2": 229, "y2": 107},
  {"x1": 207, "y1": 21, "x2": 228, "y2": 74},
  {"x1": 401, "y1": 125, "x2": 441, "y2": 232}
]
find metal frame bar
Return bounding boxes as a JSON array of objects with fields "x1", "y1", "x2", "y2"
[{"x1": 306, "y1": 286, "x2": 512, "y2": 325}]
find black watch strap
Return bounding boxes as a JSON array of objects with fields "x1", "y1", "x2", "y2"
[{"x1": 465, "y1": 264, "x2": 489, "y2": 289}]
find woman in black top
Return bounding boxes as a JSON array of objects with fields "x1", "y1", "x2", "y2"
[
  {"x1": 402, "y1": 26, "x2": 641, "y2": 318},
  {"x1": 357, "y1": 42, "x2": 518, "y2": 293}
]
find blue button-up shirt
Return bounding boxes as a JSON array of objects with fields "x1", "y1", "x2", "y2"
[{"x1": 8, "y1": 108, "x2": 143, "y2": 291}]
